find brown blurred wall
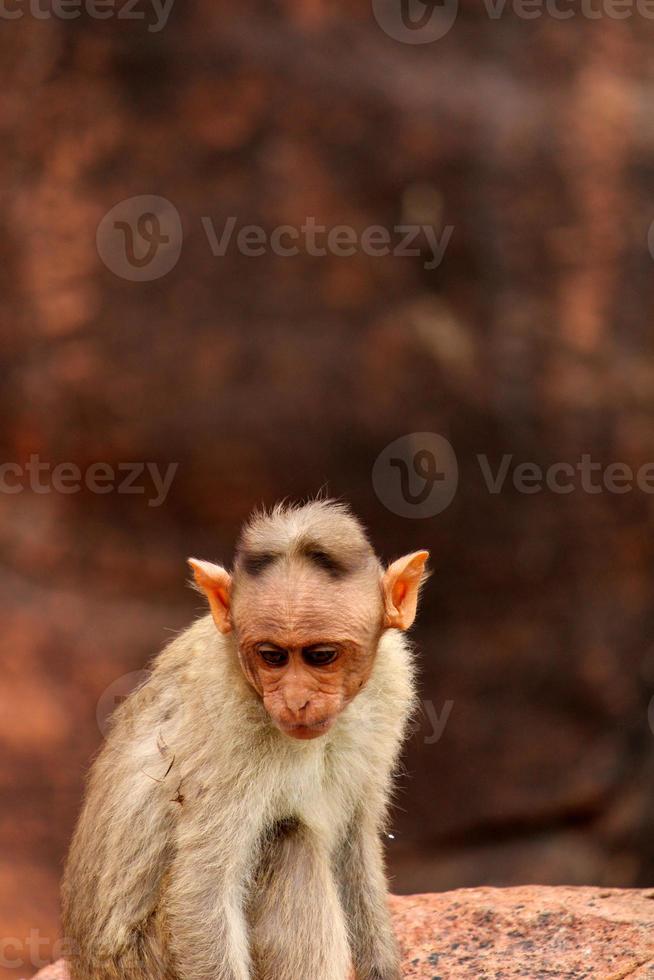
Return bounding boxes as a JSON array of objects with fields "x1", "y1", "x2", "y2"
[{"x1": 2, "y1": 2, "x2": 654, "y2": 976}]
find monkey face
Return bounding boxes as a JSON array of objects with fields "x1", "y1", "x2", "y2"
[
  {"x1": 236, "y1": 634, "x2": 379, "y2": 740},
  {"x1": 232, "y1": 569, "x2": 384, "y2": 739},
  {"x1": 188, "y1": 502, "x2": 429, "y2": 741}
]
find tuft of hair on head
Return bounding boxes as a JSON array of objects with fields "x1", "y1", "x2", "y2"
[{"x1": 234, "y1": 498, "x2": 379, "y2": 581}]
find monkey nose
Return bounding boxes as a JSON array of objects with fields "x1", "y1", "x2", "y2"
[{"x1": 285, "y1": 693, "x2": 311, "y2": 716}]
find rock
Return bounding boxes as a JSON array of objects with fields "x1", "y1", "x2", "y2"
[
  {"x1": 389, "y1": 887, "x2": 654, "y2": 978},
  {"x1": 27, "y1": 964, "x2": 68, "y2": 980},
  {"x1": 26, "y1": 886, "x2": 654, "y2": 979}
]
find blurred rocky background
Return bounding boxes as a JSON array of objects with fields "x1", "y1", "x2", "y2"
[{"x1": 2, "y1": 0, "x2": 654, "y2": 976}]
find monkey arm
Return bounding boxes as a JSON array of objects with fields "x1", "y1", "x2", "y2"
[
  {"x1": 336, "y1": 805, "x2": 402, "y2": 980},
  {"x1": 162, "y1": 788, "x2": 267, "y2": 980},
  {"x1": 61, "y1": 711, "x2": 178, "y2": 980},
  {"x1": 248, "y1": 821, "x2": 351, "y2": 980}
]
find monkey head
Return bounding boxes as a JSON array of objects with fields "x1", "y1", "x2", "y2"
[{"x1": 189, "y1": 501, "x2": 428, "y2": 741}]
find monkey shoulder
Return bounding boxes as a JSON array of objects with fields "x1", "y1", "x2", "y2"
[{"x1": 93, "y1": 618, "x2": 247, "y2": 806}]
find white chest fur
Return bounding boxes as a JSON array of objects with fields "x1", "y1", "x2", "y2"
[{"x1": 266, "y1": 635, "x2": 413, "y2": 845}]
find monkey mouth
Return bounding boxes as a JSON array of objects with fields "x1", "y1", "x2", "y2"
[{"x1": 278, "y1": 717, "x2": 334, "y2": 739}]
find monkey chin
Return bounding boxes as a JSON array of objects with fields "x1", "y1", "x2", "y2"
[{"x1": 276, "y1": 718, "x2": 335, "y2": 740}]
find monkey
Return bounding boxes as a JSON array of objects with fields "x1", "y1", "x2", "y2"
[{"x1": 61, "y1": 499, "x2": 429, "y2": 980}]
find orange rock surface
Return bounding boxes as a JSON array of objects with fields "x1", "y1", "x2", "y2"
[{"x1": 27, "y1": 886, "x2": 654, "y2": 979}]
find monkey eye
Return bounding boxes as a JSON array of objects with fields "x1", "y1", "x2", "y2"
[
  {"x1": 302, "y1": 646, "x2": 339, "y2": 667},
  {"x1": 258, "y1": 644, "x2": 289, "y2": 667}
]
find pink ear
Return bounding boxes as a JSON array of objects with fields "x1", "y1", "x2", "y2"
[
  {"x1": 381, "y1": 551, "x2": 430, "y2": 630},
  {"x1": 188, "y1": 559, "x2": 233, "y2": 634}
]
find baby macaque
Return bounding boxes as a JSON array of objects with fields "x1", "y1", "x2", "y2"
[{"x1": 62, "y1": 500, "x2": 429, "y2": 980}]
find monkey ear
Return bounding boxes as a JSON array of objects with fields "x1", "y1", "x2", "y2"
[
  {"x1": 188, "y1": 559, "x2": 233, "y2": 634},
  {"x1": 381, "y1": 551, "x2": 430, "y2": 631}
]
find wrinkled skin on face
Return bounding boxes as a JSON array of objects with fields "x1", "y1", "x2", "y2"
[
  {"x1": 189, "y1": 547, "x2": 428, "y2": 741},
  {"x1": 232, "y1": 563, "x2": 384, "y2": 739}
]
